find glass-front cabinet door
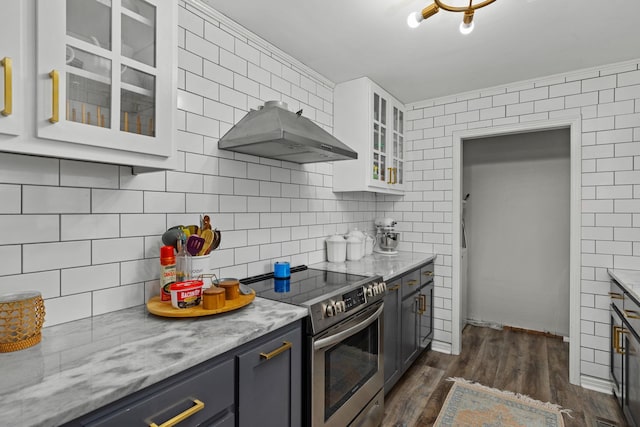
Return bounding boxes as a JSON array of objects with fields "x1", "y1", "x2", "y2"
[
  {"x1": 36, "y1": 0, "x2": 173, "y2": 158},
  {"x1": 370, "y1": 89, "x2": 404, "y2": 192},
  {"x1": 391, "y1": 105, "x2": 404, "y2": 187},
  {"x1": 0, "y1": 0, "x2": 23, "y2": 137}
]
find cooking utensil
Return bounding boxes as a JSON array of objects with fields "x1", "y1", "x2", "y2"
[
  {"x1": 186, "y1": 235, "x2": 205, "y2": 256},
  {"x1": 162, "y1": 228, "x2": 183, "y2": 249},
  {"x1": 198, "y1": 229, "x2": 214, "y2": 256},
  {"x1": 209, "y1": 229, "x2": 222, "y2": 251}
]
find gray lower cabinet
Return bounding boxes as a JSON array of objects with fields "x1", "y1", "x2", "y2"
[
  {"x1": 383, "y1": 260, "x2": 434, "y2": 395},
  {"x1": 610, "y1": 276, "x2": 640, "y2": 427},
  {"x1": 238, "y1": 325, "x2": 302, "y2": 427},
  {"x1": 64, "y1": 321, "x2": 302, "y2": 427},
  {"x1": 383, "y1": 277, "x2": 401, "y2": 394}
]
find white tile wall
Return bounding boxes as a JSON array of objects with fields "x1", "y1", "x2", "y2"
[
  {"x1": 401, "y1": 58, "x2": 640, "y2": 381},
  {"x1": 0, "y1": 1, "x2": 376, "y2": 327}
]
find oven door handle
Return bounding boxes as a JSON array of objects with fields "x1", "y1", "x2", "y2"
[{"x1": 313, "y1": 303, "x2": 384, "y2": 351}]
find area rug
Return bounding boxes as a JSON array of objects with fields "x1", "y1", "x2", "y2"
[{"x1": 434, "y1": 378, "x2": 570, "y2": 427}]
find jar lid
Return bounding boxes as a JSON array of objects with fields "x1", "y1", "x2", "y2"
[
  {"x1": 204, "y1": 287, "x2": 225, "y2": 295},
  {"x1": 160, "y1": 245, "x2": 175, "y2": 259},
  {"x1": 169, "y1": 280, "x2": 203, "y2": 291},
  {"x1": 326, "y1": 234, "x2": 346, "y2": 242},
  {"x1": 218, "y1": 279, "x2": 239, "y2": 288}
]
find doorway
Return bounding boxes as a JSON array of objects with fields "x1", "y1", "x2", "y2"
[
  {"x1": 451, "y1": 117, "x2": 582, "y2": 385},
  {"x1": 462, "y1": 129, "x2": 570, "y2": 336}
]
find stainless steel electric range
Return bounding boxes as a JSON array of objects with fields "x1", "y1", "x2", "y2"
[{"x1": 241, "y1": 266, "x2": 387, "y2": 427}]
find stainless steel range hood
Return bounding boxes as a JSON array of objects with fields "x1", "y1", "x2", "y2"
[{"x1": 218, "y1": 101, "x2": 357, "y2": 163}]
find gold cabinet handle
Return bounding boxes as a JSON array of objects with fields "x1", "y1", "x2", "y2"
[
  {"x1": 260, "y1": 340, "x2": 292, "y2": 360},
  {"x1": 49, "y1": 70, "x2": 59, "y2": 123},
  {"x1": 149, "y1": 399, "x2": 204, "y2": 427},
  {"x1": 1, "y1": 57, "x2": 12, "y2": 116},
  {"x1": 407, "y1": 280, "x2": 418, "y2": 286},
  {"x1": 423, "y1": 271, "x2": 434, "y2": 277},
  {"x1": 609, "y1": 292, "x2": 624, "y2": 300},
  {"x1": 388, "y1": 284, "x2": 400, "y2": 291},
  {"x1": 387, "y1": 167, "x2": 393, "y2": 184},
  {"x1": 418, "y1": 294, "x2": 426, "y2": 314},
  {"x1": 624, "y1": 309, "x2": 640, "y2": 320}
]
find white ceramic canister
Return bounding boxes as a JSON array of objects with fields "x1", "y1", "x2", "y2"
[
  {"x1": 364, "y1": 233, "x2": 375, "y2": 255},
  {"x1": 326, "y1": 234, "x2": 347, "y2": 263},
  {"x1": 346, "y1": 235, "x2": 364, "y2": 261}
]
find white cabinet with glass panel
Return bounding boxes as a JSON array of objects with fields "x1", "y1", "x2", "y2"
[
  {"x1": 23, "y1": 0, "x2": 177, "y2": 170},
  {"x1": 0, "y1": 0, "x2": 24, "y2": 139},
  {"x1": 333, "y1": 77, "x2": 405, "y2": 194}
]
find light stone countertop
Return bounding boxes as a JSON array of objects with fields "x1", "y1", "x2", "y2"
[
  {"x1": 0, "y1": 297, "x2": 308, "y2": 427},
  {"x1": 311, "y1": 251, "x2": 436, "y2": 281},
  {"x1": 608, "y1": 268, "x2": 640, "y2": 302}
]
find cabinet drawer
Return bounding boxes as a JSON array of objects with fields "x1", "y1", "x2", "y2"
[
  {"x1": 420, "y1": 263, "x2": 434, "y2": 286},
  {"x1": 402, "y1": 269, "x2": 421, "y2": 299},
  {"x1": 77, "y1": 358, "x2": 234, "y2": 427}
]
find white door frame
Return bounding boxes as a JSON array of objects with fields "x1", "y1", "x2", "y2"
[{"x1": 451, "y1": 116, "x2": 582, "y2": 386}]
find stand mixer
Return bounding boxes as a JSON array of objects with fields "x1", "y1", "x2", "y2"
[{"x1": 374, "y1": 218, "x2": 400, "y2": 254}]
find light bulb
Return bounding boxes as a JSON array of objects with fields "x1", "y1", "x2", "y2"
[
  {"x1": 407, "y1": 11, "x2": 422, "y2": 28},
  {"x1": 459, "y1": 20, "x2": 474, "y2": 34}
]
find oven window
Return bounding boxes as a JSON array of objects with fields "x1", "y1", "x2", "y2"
[{"x1": 325, "y1": 319, "x2": 379, "y2": 420}]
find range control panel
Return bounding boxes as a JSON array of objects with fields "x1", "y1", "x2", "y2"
[{"x1": 321, "y1": 282, "x2": 387, "y2": 318}]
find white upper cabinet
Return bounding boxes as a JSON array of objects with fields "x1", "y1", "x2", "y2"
[
  {"x1": 0, "y1": 0, "x2": 24, "y2": 138},
  {"x1": 0, "y1": 0, "x2": 177, "y2": 171},
  {"x1": 333, "y1": 77, "x2": 406, "y2": 194}
]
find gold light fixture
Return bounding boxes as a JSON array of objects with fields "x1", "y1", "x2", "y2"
[{"x1": 407, "y1": 0, "x2": 497, "y2": 34}]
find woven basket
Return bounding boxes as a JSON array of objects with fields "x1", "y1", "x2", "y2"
[{"x1": 0, "y1": 291, "x2": 46, "y2": 353}]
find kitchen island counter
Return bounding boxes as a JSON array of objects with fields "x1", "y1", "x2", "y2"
[
  {"x1": 0, "y1": 297, "x2": 307, "y2": 427},
  {"x1": 311, "y1": 251, "x2": 436, "y2": 281}
]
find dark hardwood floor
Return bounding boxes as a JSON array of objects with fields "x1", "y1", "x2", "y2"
[{"x1": 382, "y1": 325, "x2": 627, "y2": 426}]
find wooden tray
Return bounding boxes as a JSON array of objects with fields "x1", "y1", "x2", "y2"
[{"x1": 146, "y1": 289, "x2": 255, "y2": 318}]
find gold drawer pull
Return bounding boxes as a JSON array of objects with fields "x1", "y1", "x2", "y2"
[
  {"x1": 49, "y1": 70, "x2": 59, "y2": 123},
  {"x1": 624, "y1": 309, "x2": 640, "y2": 320},
  {"x1": 609, "y1": 292, "x2": 624, "y2": 300},
  {"x1": 149, "y1": 399, "x2": 204, "y2": 427},
  {"x1": 407, "y1": 280, "x2": 418, "y2": 286},
  {"x1": 423, "y1": 271, "x2": 434, "y2": 277},
  {"x1": 388, "y1": 284, "x2": 400, "y2": 291},
  {"x1": 1, "y1": 57, "x2": 12, "y2": 116},
  {"x1": 387, "y1": 167, "x2": 393, "y2": 184},
  {"x1": 419, "y1": 294, "x2": 426, "y2": 314},
  {"x1": 260, "y1": 340, "x2": 292, "y2": 360}
]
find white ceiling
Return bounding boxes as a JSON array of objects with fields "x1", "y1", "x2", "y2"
[{"x1": 201, "y1": 0, "x2": 640, "y2": 104}]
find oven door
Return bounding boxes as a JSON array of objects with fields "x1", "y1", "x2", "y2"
[{"x1": 311, "y1": 301, "x2": 384, "y2": 427}]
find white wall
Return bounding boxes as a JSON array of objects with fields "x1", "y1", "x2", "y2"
[
  {"x1": 462, "y1": 129, "x2": 570, "y2": 336},
  {"x1": 0, "y1": 1, "x2": 377, "y2": 326},
  {"x1": 389, "y1": 58, "x2": 640, "y2": 380}
]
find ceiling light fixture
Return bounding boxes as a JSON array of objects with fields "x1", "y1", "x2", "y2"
[{"x1": 407, "y1": 0, "x2": 497, "y2": 34}]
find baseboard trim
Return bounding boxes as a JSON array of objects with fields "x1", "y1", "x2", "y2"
[
  {"x1": 581, "y1": 375, "x2": 613, "y2": 395},
  {"x1": 431, "y1": 340, "x2": 452, "y2": 354}
]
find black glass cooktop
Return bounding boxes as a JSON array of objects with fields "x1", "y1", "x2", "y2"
[{"x1": 240, "y1": 266, "x2": 370, "y2": 306}]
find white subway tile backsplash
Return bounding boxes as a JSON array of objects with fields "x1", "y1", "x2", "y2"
[
  {"x1": 44, "y1": 293, "x2": 92, "y2": 326},
  {"x1": 62, "y1": 263, "x2": 120, "y2": 295},
  {"x1": 0, "y1": 245, "x2": 20, "y2": 276},
  {"x1": 0, "y1": 184, "x2": 20, "y2": 213},
  {"x1": 93, "y1": 283, "x2": 144, "y2": 316},
  {"x1": 92, "y1": 189, "x2": 143, "y2": 213},
  {"x1": 24, "y1": 241, "x2": 91, "y2": 273},
  {"x1": 61, "y1": 214, "x2": 120, "y2": 241},
  {"x1": 23, "y1": 186, "x2": 90, "y2": 214},
  {"x1": 0, "y1": 215, "x2": 59, "y2": 245},
  {"x1": 92, "y1": 237, "x2": 144, "y2": 264}
]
